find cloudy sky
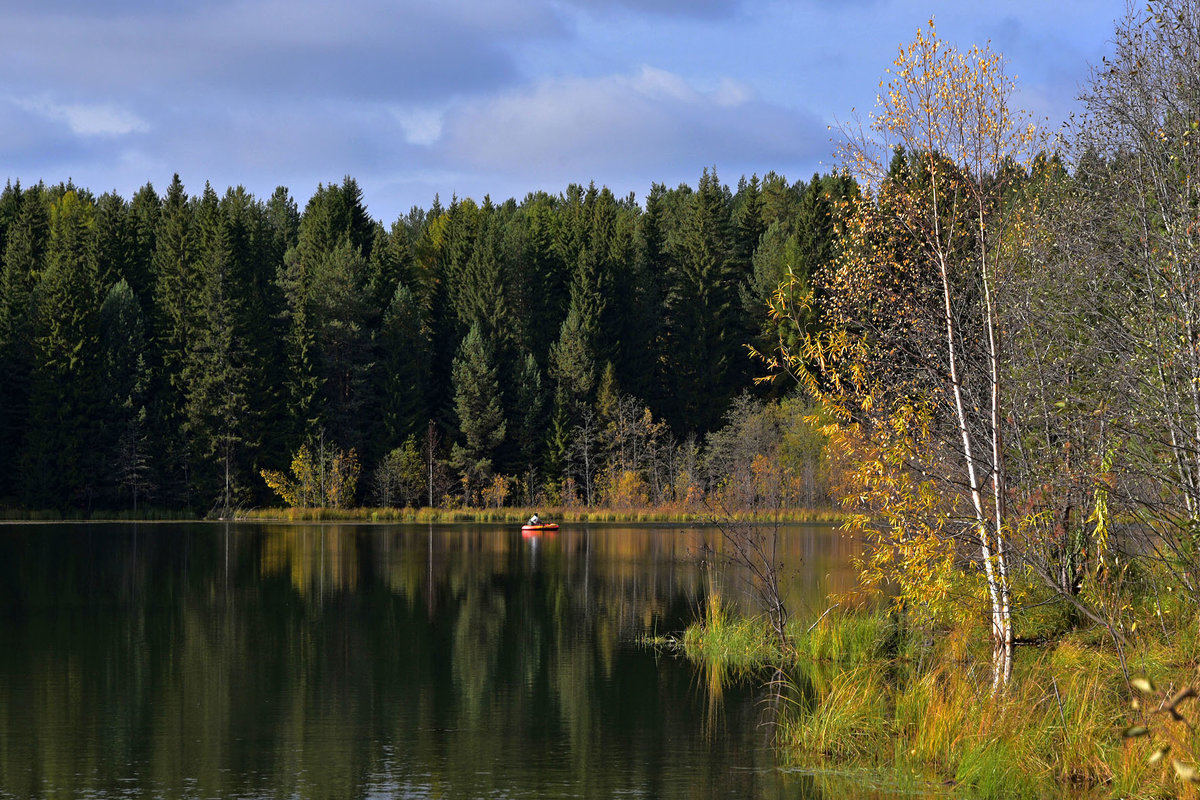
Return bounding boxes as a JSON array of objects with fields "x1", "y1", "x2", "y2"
[{"x1": 2, "y1": 0, "x2": 1127, "y2": 223}]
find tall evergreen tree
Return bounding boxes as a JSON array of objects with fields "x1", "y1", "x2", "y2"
[
  {"x1": 99, "y1": 279, "x2": 152, "y2": 508},
  {"x1": 0, "y1": 185, "x2": 48, "y2": 502},
  {"x1": 510, "y1": 351, "x2": 546, "y2": 479},
  {"x1": 379, "y1": 283, "x2": 431, "y2": 451},
  {"x1": 26, "y1": 190, "x2": 103, "y2": 506},
  {"x1": 312, "y1": 240, "x2": 374, "y2": 449},
  {"x1": 660, "y1": 169, "x2": 739, "y2": 433},
  {"x1": 366, "y1": 222, "x2": 412, "y2": 315},
  {"x1": 451, "y1": 322, "x2": 506, "y2": 501},
  {"x1": 278, "y1": 180, "x2": 375, "y2": 451},
  {"x1": 127, "y1": 183, "x2": 161, "y2": 314},
  {"x1": 181, "y1": 185, "x2": 256, "y2": 512},
  {"x1": 151, "y1": 175, "x2": 199, "y2": 505}
]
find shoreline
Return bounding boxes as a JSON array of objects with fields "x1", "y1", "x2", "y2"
[{"x1": 0, "y1": 506, "x2": 846, "y2": 525}]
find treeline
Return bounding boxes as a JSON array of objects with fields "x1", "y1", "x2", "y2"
[{"x1": 0, "y1": 169, "x2": 849, "y2": 514}]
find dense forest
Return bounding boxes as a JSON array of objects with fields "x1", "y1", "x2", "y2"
[{"x1": 0, "y1": 168, "x2": 850, "y2": 514}]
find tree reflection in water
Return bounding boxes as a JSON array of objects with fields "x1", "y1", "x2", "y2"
[{"x1": 0, "y1": 521, "x2": 868, "y2": 800}]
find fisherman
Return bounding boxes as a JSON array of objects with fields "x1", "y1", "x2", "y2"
[{"x1": 528, "y1": 512, "x2": 541, "y2": 525}]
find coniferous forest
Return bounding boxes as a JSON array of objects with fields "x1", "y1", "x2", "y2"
[{"x1": 0, "y1": 169, "x2": 852, "y2": 514}]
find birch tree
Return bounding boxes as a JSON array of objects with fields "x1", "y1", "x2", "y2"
[{"x1": 770, "y1": 22, "x2": 1038, "y2": 690}]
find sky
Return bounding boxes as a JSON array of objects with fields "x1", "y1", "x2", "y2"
[{"x1": 1, "y1": 0, "x2": 1129, "y2": 224}]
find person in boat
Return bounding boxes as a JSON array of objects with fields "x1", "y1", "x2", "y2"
[{"x1": 528, "y1": 512, "x2": 541, "y2": 525}]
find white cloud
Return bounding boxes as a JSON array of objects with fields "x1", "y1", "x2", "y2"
[
  {"x1": 392, "y1": 107, "x2": 445, "y2": 146},
  {"x1": 438, "y1": 66, "x2": 826, "y2": 181},
  {"x1": 15, "y1": 96, "x2": 147, "y2": 137}
]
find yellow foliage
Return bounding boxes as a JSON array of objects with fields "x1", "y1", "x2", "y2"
[
  {"x1": 609, "y1": 469, "x2": 649, "y2": 509},
  {"x1": 260, "y1": 442, "x2": 361, "y2": 509},
  {"x1": 480, "y1": 474, "x2": 511, "y2": 509}
]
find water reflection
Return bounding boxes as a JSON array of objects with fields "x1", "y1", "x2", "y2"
[{"x1": 0, "y1": 521, "x2": 868, "y2": 799}]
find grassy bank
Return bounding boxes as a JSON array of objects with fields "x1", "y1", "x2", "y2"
[
  {"x1": 236, "y1": 505, "x2": 845, "y2": 524},
  {"x1": 0, "y1": 505, "x2": 844, "y2": 524},
  {"x1": 0, "y1": 508, "x2": 199, "y2": 522},
  {"x1": 674, "y1": 598, "x2": 1200, "y2": 799}
]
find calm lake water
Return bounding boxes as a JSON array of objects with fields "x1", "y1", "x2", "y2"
[{"x1": 0, "y1": 521, "x2": 891, "y2": 799}]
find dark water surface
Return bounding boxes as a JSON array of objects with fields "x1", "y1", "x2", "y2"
[{"x1": 0, "y1": 521, "x2": 880, "y2": 799}]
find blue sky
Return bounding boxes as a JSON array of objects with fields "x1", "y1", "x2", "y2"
[{"x1": 1, "y1": 0, "x2": 1126, "y2": 223}]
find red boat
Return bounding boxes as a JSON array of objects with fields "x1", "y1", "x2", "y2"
[{"x1": 521, "y1": 523, "x2": 559, "y2": 535}]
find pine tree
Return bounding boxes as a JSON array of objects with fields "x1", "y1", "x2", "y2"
[
  {"x1": 510, "y1": 351, "x2": 546, "y2": 478},
  {"x1": 93, "y1": 191, "x2": 132, "y2": 292},
  {"x1": 181, "y1": 185, "x2": 255, "y2": 512},
  {"x1": 26, "y1": 189, "x2": 103, "y2": 506},
  {"x1": 99, "y1": 279, "x2": 152, "y2": 508},
  {"x1": 127, "y1": 183, "x2": 161, "y2": 315},
  {"x1": 451, "y1": 322, "x2": 506, "y2": 502},
  {"x1": 151, "y1": 174, "x2": 198, "y2": 505},
  {"x1": 378, "y1": 282, "x2": 431, "y2": 452},
  {"x1": 660, "y1": 169, "x2": 739, "y2": 433},
  {"x1": 0, "y1": 185, "x2": 48, "y2": 502}
]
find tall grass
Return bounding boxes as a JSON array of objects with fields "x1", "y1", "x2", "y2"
[
  {"x1": 0, "y1": 507, "x2": 197, "y2": 522},
  {"x1": 238, "y1": 504, "x2": 846, "y2": 524},
  {"x1": 673, "y1": 600, "x2": 1200, "y2": 799},
  {"x1": 1, "y1": 501, "x2": 846, "y2": 524},
  {"x1": 677, "y1": 592, "x2": 786, "y2": 667}
]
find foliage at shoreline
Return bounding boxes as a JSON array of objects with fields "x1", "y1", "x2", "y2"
[
  {"x1": 0, "y1": 505, "x2": 843, "y2": 524},
  {"x1": 238, "y1": 504, "x2": 844, "y2": 524},
  {"x1": 686, "y1": 6, "x2": 1200, "y2": 797},
  {"x1": 675, "y1": 596, "x2": 1200, "y2": 799}
]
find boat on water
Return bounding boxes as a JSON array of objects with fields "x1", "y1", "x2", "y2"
[{"x1": 521, "y1": 523, "x2": 559, "y2": 534}]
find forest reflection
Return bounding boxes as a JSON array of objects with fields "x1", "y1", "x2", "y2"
[{"x1": 0, "y1": 521, "x2": 862, "y2": 800}]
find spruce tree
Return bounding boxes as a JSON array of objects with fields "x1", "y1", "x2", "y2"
[
  {"x1": 279, "y1": 181, "x2": 376, "y2": 451},
  {"x1": 379, "y1": 283, "x2": 431, "y2": 450},
  {"x1": 93, "y1": 191, "x2": 132, "y2": 292},
  {"x1": 127, "y1": 183, "x2": 161, "y2": 315},
  {"x1": 451, "y1": 322, "x2": 506, "y2": 501},
  {"x1": 182, "y1": 185, "x2": 255, "y2": 512},
  {"x1": 151, "y1": 175, "x2": 198, "y2": 505},
  {"x1": 310, "y1": 240, "x2": 373, "y2": 449},
  {"x1": 26, "y1": 189, "x2": 103, "y2": 506},
  {"x1": 510, "y1": 351, "x2": 546, "y2": 480},
  {"x1": 99, "y1": 279, "x2": 152, "y2": 508},
  {"x1": 660, "y1": 169, "x2": 738, "y2": 433},
  {"x1": 0, "y1": 185, "x2": 48, "y2": 502},
  {"x1": 549, "y1": 303, "x2": 597, "y2": 423}
]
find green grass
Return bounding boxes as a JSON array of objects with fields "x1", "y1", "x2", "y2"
[
  {"x1": 237, "y1": 504, "x2": 846, "y2": 524},
  {"x1": 669, "y1": 598, "x2": 1200, "y2": 800},
  {"x1": 1, "y1": 501, "x2": 847, "y2": 525},
  {"x1": 0, "y1": 507, "x2": 197, "y2": 522},
  {"x1": 675, "y1": 593, "x2": 787, "y2": 667}
]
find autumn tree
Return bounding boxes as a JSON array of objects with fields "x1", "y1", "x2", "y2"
[
  {"x1": 771, "y1": 22, "x2": 1038, "y2": 689},
  {"x1": 261, "y1": 436, "x2": 360, "y2": 509},
  {"x1": 1066, "y1": 0, "x2": 1200, "y2": 608}
]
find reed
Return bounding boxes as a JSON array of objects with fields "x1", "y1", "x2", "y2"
[
  {"x1": 671, "y1": 598, "x2": 1200, "y2": 798},
  {"x1": 236, "y1": 504, "x2": 845, "y2": 524},
  {"x1": 677, "y1": 593, "x2": 785, "y2": 667}
]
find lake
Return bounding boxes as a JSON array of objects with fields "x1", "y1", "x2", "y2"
[{"x1": 0, "y1": 520, "x2": 885, "y2": 799}]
